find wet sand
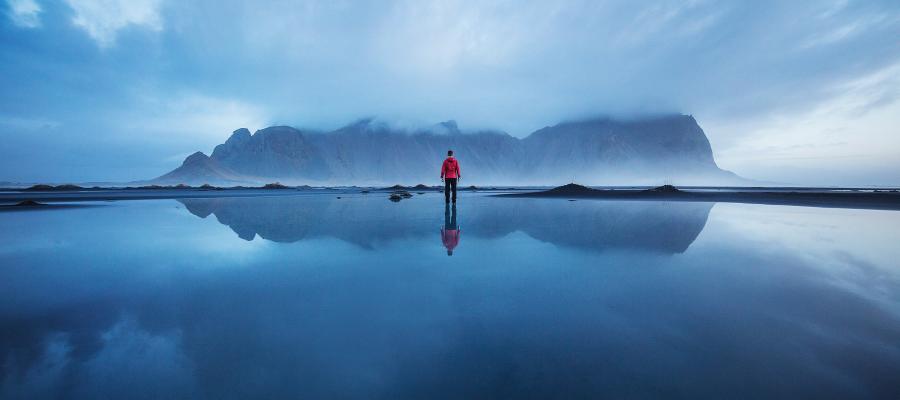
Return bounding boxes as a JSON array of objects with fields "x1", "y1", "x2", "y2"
[
  {"x1": 498, "y1": 184, "x2": 900, "y2": 211},
  {"x1": 0, "y1": 188, "x2": 325, "y2": 204}
]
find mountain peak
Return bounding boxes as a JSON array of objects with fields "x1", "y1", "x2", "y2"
[
  {"x1": 352, "y1": 117, "x2": 377, "y2": 126},
  {"x1": 183, "y1": 151, "x2": 209, "y2": 166},
  {"x1": 439, "y1": 120, "x2": 458, "y2": 130},
  {"x1": 230, "y1": 128, "x2": 251, "y2": 140},
  {"x1": 428, "y1": 120, "x2": 460, "y2": 135}
]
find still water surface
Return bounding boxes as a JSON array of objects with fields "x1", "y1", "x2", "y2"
[{"x1": 1, "y1": 193, "x2": 899, "y2": 399}]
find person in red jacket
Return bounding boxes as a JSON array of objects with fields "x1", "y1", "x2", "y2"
[
  {"x1": 441, "y1": 203, "x2": 460, "y2": 256},
  {"x1": 440, "y1": 150, "x2": 461, "y2": 204}
]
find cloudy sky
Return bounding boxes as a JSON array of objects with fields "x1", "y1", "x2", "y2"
[{"x1": 1, "y1": 0, "x2": 898, "y2": 185}]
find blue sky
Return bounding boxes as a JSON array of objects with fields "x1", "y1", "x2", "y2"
[{"x1": 1, "y1": 0, "x2": 898, "y2": 185}]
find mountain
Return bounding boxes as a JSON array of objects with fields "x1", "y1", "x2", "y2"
[{"x1": 154, "y1": 114, "x2": 742, "y2": 185}]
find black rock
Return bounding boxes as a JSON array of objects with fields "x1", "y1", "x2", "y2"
[
  {"x1": 646, "y1": 184, "x2": 681, "y2": 193},
  {"x1": 543, "y1": 183, "x2": 596, "y2": 195},
  {"x1": 23, "y1": 184, "x2": 83, "y2": 192},
  {"x1": 389, "y1": 190, "x2": 412, "y2": 201}
]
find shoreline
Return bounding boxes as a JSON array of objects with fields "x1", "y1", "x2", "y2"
[
  {"x1": 497, "y1": 184, "x2": 900, "y2": 211},
  {"x1": 1, "y1": 184, "x2": 899, "y2": 211}
]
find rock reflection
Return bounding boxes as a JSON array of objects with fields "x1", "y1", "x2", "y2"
[{"x1": 178, "y1": 195, "x2": 713, "y2": 254}]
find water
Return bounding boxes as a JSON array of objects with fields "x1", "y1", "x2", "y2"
[{"x1": 2, "y1": 192, "x2": 899, "y2": 399}]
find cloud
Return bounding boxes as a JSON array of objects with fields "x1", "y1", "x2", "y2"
[
  {"x1": 0, "y1": 318, "x2": 195, "y2": 399},
  {"x1": 710, "y1": 61, "x2": 900, "y2": 185},
  {"x1": 73, "y1": 318, "x2": 194, "y2": 399},
  {"x1": 5, "y1": 0, "x2": 41, "y2": 27},
  {"x1": 375, "y1": 1, "x2": 544, "y2": 75},
  {"x1": 1, "y1": 0, "x2": 899, "y2": 184},
  {"x1": 612, "y1": 0, "x2": 717, "y2": 46},
  {"x1": 798, "y1": 12, "x2": 893, "y2": 50},
  {"x1": 133, "y1": 93, "x2": 269, "y2": 142},
  {"x1": 64, "y1": 0, "x2": 163, "y2": 47},
  {"x1": 0, "y1": 114, "x2": 60, "y2": 130}
]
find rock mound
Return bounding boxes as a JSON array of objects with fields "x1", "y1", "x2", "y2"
[
  {"x1": 23, "y1": 184, "x2": 83, "y2": 192},
  {"x1": 646, "y1": 184, "x2": 681, "y2": 193},
  {"x1": 389, "y1": 190, "x2": 413, "y2": 202},
  {"x1": 543, "y1": 183, "x2": 596, "y2": 196}
]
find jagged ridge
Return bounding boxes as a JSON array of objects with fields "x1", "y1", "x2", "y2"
[{"x1": 154, "y1": 114, "x2": 742, "y2": 186}]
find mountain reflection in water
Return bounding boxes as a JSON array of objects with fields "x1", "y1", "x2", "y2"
[
  {"x1": 178, "y1": 195, "x2": 712, "y2": 254},
  {"x1": 2, "y1": 196, "x2": 900, "y2": 399}
]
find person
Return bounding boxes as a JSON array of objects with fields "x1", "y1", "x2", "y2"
[
  {"x1": 441, "y1": 203, "x2": 460, "y2": 256},
  {"x1": 440, "y1": 150, "x2": 461, "y2": 204}
]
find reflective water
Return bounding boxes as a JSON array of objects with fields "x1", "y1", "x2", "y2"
[{"x1": 1, "y1": 193, "x2": 899, "y2": 399}]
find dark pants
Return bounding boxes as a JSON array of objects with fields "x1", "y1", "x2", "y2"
[
  {"x1": 444, "y1": 202, "x2": 457, "y2": 229},
  {"x1": 444, "y1": 178, "x2": 458, "y2": 203}
]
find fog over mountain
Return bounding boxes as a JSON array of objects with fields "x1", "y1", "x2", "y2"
[{"x1": 155, "y1": 114, "x2": 741, "y2": 186}]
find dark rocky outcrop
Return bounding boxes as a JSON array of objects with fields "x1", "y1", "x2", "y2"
[
  {"x1": 646, "y1": 184, "x2": 681, "y2": 193},
  {"x1": 389, "y1": 190, "x2": 413, "y2": 201},
  {"x1": 543, "y1": 183, "x2": 597, "y2": 196},
  {"x1": 23, "y1": 184, "x2": 84, "y2": 191}
]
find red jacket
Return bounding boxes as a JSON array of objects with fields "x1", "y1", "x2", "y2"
[
  {"x1": 441, "y1": 157, "x2": 461, "y2": 179},
  {"x1": 442, "y1": 228, "x2": 460, "y2": 252}
]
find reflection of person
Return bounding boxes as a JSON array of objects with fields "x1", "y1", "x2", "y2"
[
  {"x1": 441, "y1": 203, "x2": 460, "y2": 256},
  {"x1": 440, "y1": 150, "x2": 461, "y2": 204}
]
